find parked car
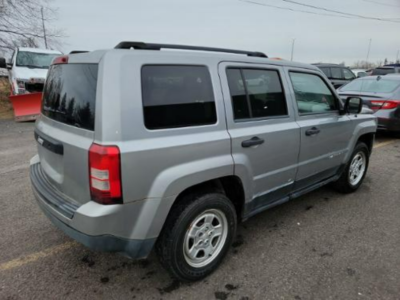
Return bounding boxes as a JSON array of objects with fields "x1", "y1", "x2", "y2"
[
  {"x1": 351, "y1": 68, "x2": 368, "y2": 78},
  {"x1": 313, "y1": 63, "x2": 356, "y2": 89},
  {"x1": 338, "y1": 75, "x2": 400, "y2": 133},
  {"x1": 0, "y1": 47, "x2": 62, "y2": 95},
  {"x1": 371, "y1": 65, "x2": 400, "y2": 76},
  {"x1": 30, "y1": 42, "x2": 377, "y2": 282}
]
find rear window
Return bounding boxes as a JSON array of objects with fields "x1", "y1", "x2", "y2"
[
  {"x1": 42, "y1": 64, "x2": 98, "y2": 131},
  {"x1": 340, "y1": 78, "x2": 400, "y2": 93},
  {"x1": 141, "y1": 65, "x2": 217, "y2": 130},
  {"x1": 371, "y1": 68, "x2": 395, "y2": 76}
]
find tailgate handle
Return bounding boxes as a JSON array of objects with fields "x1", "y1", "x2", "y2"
[{"x1": 34, "y1": 131, "x2": 64, "y2": 155}]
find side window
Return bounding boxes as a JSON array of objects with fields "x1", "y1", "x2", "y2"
[
  {"x1": 320, "y1": 67, "x2": 331, "y2": 78},
  {"x1": 330, "y1": 68, "x2": 342, "y2": 79},
  {"x1": 289, "y1": 72, "x2": 338, "y2": 114},
  {"x1": 343, "y1": 68, "x2": 355, "y2": 80},
  {"x1": 141, "y1": 65, "x2": 217, "y2": 130},
  {"x1": 226, "y1": 68, "x2": 288, "y2": 120}
]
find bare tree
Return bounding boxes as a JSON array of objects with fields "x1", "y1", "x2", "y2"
[{"x1": 0, "y1": 0, "x2": 63, "y2": 54}]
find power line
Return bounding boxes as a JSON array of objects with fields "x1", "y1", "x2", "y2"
[
  {"x1": 277, "y1": 0, "x2": 400, "y2": 23},
  {"x1": 239, "y1": 0, "x2": 357, "y2": 20},
  {"x1": 239, "y1": 0, "x2": 400, "y2": 23},
  {"x1": 362, "y1": 0, "x2": 400, "y2": 8}
]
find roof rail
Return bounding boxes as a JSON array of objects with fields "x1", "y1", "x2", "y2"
[
  {"x1": 114, "y1": 41, "x2": 268, "y2": 58},
  {"x1": 69, "y1": 51, "x2": 89, "y2": 54}
]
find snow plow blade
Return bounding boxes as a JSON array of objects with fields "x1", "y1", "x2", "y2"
[{"x1": 9, "y1": 93, "x2": 42, "y2": 122}]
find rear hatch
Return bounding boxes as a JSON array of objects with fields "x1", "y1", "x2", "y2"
[{"x1": 35, "y1": 61, "x2": 98, "y2": 205}]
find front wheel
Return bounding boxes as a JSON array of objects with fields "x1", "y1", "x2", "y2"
[
  {"x1": 155, "y1": 193, "x2": 237, "y2": 282},
  {"x1": 333, "y1": 142, "x2": 370, "y2": 193}
]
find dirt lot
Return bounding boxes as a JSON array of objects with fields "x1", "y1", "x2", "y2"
[
  {"x1": 0, "y1": 120, "x2": 399, "y2": 300},
  {"x1": 0, "y1": 78, "x2": 13, "y2": 120}
]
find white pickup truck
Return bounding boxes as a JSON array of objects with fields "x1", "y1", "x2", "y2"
[{"x1": 2, "y1": 47, "x2": 62, "y2": 95}]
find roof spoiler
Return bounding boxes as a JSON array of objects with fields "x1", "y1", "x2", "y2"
[{"x1": 114, "y1": 41, "x2": 268, "y2": 58}]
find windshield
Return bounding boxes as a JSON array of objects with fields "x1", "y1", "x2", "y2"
[
  {"x1": 16, "y1": 51, "x2": 60, "y2": 69},
  {"x1": 340, "y1": 78, "x2": 400, "y2": 93}
]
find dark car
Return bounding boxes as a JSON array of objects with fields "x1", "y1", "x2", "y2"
[
  {"x1": 371, "y1": 64, "x2": 400, "y2": 76},
  {"x1": 338, "y1": 75, "x2": 400, "y2": 133},
  {"x1": 313, "y1": 63, "x2": 356, "y2": 89}
]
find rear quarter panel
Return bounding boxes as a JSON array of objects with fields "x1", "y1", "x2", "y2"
[{"x1": 96, "y1": 51, "x2": 234, "y2": 203}]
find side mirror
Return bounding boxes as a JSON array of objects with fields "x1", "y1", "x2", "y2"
[
  {"x1": 345, "y1": 97, "x2": 363, "y2": 114},
  {"x1": 0, "y1": 57, "x2": 6, "y2": 69}
]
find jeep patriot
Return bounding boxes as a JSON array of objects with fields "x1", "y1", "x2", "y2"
[{"x1": 30, "y1": 42, "x2": 377, "y2": 281}]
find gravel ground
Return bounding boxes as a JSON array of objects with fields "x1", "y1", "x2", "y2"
[{"x1": 0, "y1": 120, "x2": 399, "y2": 300}]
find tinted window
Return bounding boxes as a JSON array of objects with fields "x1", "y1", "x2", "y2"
[
  {"x1": 42, "y1": 64, "x2": 98, "y2": 131},
  {"x1": 290, "y1": 72, "x2": 338, "y2": 114},
  {"x1": 340, "y1": 78, "x2": 400, "y2": 93},
  {"x1": 320, "y1": 67, "x2": 331, "y2": 78},
  {"x1": 226, "y1": 68, "x2": 287, "y2": 120},
  {"x1": 343, "y1": 68, "x2": 355, "y2": 80},
  {"x1": 371, "y1": 68, "x2": 395, "y2": 76},
  {"x1": 331, "y1": 68, "x2": 342, "y2": 79},
  {"x1": 142, "y1": 65, "x2": 216, "y2": 129}
]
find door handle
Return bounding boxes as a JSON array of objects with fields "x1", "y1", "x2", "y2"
[
  {"x1": 242, "y1": 137, "x2": 265, "y2": 148},
  {"x1": 305, "y1": 127, "x2": 321, "y2": 136}
]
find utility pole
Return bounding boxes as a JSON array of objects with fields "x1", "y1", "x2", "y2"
[
  {"x1": 291, "y1": 38, "x2": 296, "y2": 61},
  {"x1": 41, "y1": 7, "x2": 48, "y2": 49},
  {"x1": 365, "y1": 39, "x2": 372, "y2": 67},
  {"x1": 397, "y1": 50, "x2": 399, "y2": 63}
]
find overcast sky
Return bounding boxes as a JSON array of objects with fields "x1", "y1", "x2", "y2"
[{"x1": 53, "y1": 0, "x2": 400, "y2": 65}]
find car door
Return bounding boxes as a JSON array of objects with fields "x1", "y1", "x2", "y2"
[
  {"x1": 218, "y1": 62, "x2": 301, "y2": 215},
  {"x1": 284, "y1": 68, "x2": 352, "y2": 191}
]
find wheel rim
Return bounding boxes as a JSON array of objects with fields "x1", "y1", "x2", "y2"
[
  {"x1": 348, "y1": 151, "x2": 366, "y2": 186},
  {"x1": 183, "y1": 209, "x2": 228, "y2": 268}
]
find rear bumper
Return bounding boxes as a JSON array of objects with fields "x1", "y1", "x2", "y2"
[
  {"x1": 37, "y1": 197, "x2": 155, "y2": 259},
  {"x1": 375, "y1": 109, "x2": 400, "y2": 132},
  {"x1": 30, "y1": 157, "x2": 156, "y2": 259}
]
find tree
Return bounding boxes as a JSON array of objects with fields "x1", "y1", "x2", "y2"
[{"x1": 0, "y1": 0, "x2": 63, "y2": 54}]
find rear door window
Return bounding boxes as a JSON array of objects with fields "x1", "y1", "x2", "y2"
[
  {"x1": 330, "y1": 68, "x2": 343, "y2": 79},
  {"x1": 226, "y1": 68, "x2": 288, "y2": 120},
  {"x1": 319, "y1": 67, "x2": 331, "y2": 78},
  {"x1": 141, "y1": 65, "x2": 217, "y2": 130},
  {"x1": 42, "y1": 64, "x2": 98, "y2": 131}
]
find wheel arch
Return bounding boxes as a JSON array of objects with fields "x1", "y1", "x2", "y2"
[{"x1": 147, "y1": 175, "x2": 246, "y2": 240}]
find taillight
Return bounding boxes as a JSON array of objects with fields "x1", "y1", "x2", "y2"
[
  {"x1": 52, "y1": 55, "x2": 69, "y2": 65},
  {"x1": 370, "y1": 100, "x2": 400, "y2": 110},
  {"x1": 89, "y1": 144, "x2": 122, "y2": 205}
]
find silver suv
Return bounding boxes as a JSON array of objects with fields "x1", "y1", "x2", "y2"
[{"x1": 30, "y1": 42, "x2": 377, "y2": 282}]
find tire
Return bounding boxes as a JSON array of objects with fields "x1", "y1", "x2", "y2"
[
  {"x1": 155, "y1": 192, "x2": 237, "y2": 282},
  {"x1": 333, "y1": 142, "x2": 370, "y2": 194}
]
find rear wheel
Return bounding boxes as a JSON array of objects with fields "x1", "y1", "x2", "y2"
[
  {"x1": 155, "y1": 193, "x2": 237, "y2": 282},
  {"x1": 333, "y1": 142, "x2": 369, "y2": 193}
]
